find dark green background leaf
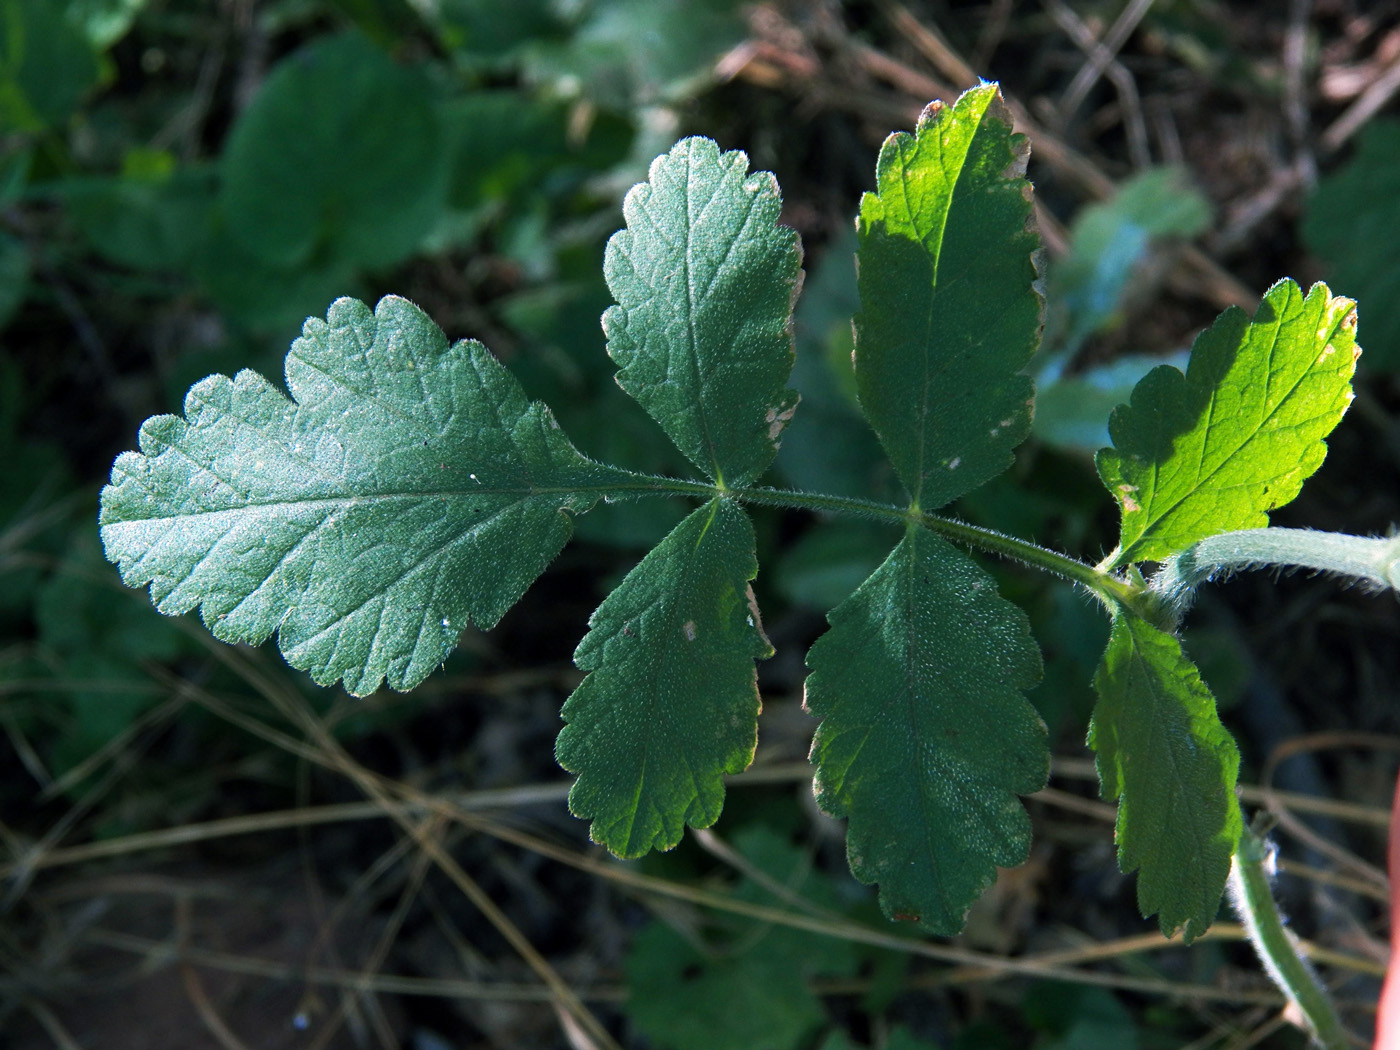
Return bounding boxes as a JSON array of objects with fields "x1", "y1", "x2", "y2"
[
  {"x1": 0, "y1": 0, "x2": 99, "y2": 131},
  {"x1": 1302, "y1": 119, "x2": 1400, "y2": 369},
  {"x1": 1046, "y1": 167, "x2": 1210, "y2": 357},
  {"x1": 522, "y1": 0, "x2": 747, "y2": 107},
  {"x1": 63, "y1": 165, "x2": 216, "y2": 272},
  {"x1": 776, "y1": 227, "x2": 897, "y2": 502},
  {"x1": 625, "y1": 824, "x2": 859, "y2": 1050},
  {"x1": 1033, "y1": 352, "x2": 1187, "y2": 452},
  {"x1": 219, "y1": 32, "x2": 448, "y2": 270},
  {"x1": 65, "y1": 0, "x2": 146, "y2": 49}
]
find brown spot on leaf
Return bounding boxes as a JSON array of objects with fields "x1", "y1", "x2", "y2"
[
  {"x1": 745, "y1": 584, "x2": 772, "y2": 649},
  {"x1": 765, "y1": 399, "x2": 799, "y2": 442}
]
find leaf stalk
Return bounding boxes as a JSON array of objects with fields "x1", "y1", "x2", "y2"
[
  {"x1": 1152, "y1": 527, "x2": 1400, "y2": 623},
  {"x1": 620, "y1": 476, "x2": 1165, "y2": 622},
  {"x1": 1228, "y1": 826, "x2": 1351, "y2": 1049}
]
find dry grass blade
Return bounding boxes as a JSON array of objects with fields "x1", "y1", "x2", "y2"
[
  {"x1": 1043, "y1": 0, "x2": 1154, "y2": 170},
  {"x1": 13, "y1": 738, "x2": 1387, "y2": 1018},
  {"x1": 206, "y1": 645, "x2": 623, "y2": 1050},
  {"x1": 23, "y1": 1001, "x2": 84, "y2": 1050},
  {"x1": 1261, "y1": 732, "x2": 1400, "y2": 890},
  {"x1": 1321, "y1": 48, "x2": 1400, "y2": 151},
  {"x1": 177, "y1": 895, "x2": 254, "y2": 1050},
  {"x1": 81, "y1": 928, "x2": 626, "y2": 1002}
]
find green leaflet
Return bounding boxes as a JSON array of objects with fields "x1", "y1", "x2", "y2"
[
  {"x1": 854, "y1": 83, "x2": 1042, "y2": 511},
  {"x1": 100, "y1": 295, "x2": 632, "y2": 696},
  {"x1": 804, "y1": 82, "x2": 1050, "y2": 933},
  {"x1": 804, "y1": 526, "x2": 1047, "y2": 935},
  {"x1": 556, "y1": 498, "x2": 769, "y2": 856},
  {"x1": 1098, "y1": 279, "x2": 1358, "y2": 568},
  {"x1": 1089, "y1": 613, "x2": 1242, "y2": 940},
  {"x1": 603, "y1": 136, "x2": 802, "y2": 487}
]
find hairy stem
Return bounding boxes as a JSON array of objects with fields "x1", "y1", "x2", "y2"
[
  {"x1": 705, "y1": 481, "x2": 1164, "y2": 619},
  {"x1": 1152, "y1": 527, "x2": 1400, "y2": 618},
  {"x1": 727, "y1": 484, "x2": 1098, "y2": 578},
  {"x1": 1228, "y1": 827, "x2": 1350, "y2": 1049},
  {"x1": 612, "y1": 473, "x2": 1169, "y2": 621}
]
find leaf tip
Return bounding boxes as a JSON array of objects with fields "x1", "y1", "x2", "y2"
[{"x1": 915, "y1": 98, "x2": 945, "y2": 128}]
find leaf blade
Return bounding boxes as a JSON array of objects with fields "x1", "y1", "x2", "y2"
[
  {"x1": 603, "y1": 136, "x2": 802, "y2": 486},
  {"x1": 1098, "y1": 279, "x2": 1358, "y2": 567},
  {"x1": 804, "y1": 527, "x2": 1047, "y2": 934},
  {"x1": 100, "y1": 295, "x2": 630, "y2": 695},
  {"x1": 854, "y1": 84, "x2": 1043, "y2": 510},
  {"x1": 1089, "y1": 612, "x2": 1242, "y2": 940},
  {"x1": 555, "y1": 498, "x2": 770, "y2": 856}
]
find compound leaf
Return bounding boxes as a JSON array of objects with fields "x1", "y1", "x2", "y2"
[
  {"x1": 1099, "y1": 279, "x2": 1358, "y2": 567},
  {"x1": 101, "y1": 295, "x2": 632, "y2": 696},
  {"x1": 1089, "y1": 612, "x2": 1242, "y2": 940},
  {"x1": 854, "y1": 83, "x2": 1042, "y2": 511},
  {"x1": 805, "y1": 526, "x2": 1047, "y2": 934},
  {"x1": 604, "y1": 136, "x2": 802, "y2": 486},
  {"x1": 556, "y1": 498, "x2": 769, "y2": 856}
]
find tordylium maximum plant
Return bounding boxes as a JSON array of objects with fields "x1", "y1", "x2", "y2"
[{"x1": 100, "y1": 84, "x2": 1387, "y2": 1034}]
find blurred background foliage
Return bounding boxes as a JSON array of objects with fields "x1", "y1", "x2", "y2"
[{"x1": 2, "y1": 1, "x2": 1400, "y2": 1047}]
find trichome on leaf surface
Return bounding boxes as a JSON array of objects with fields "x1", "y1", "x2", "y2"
[{"x1": 98, "y1": 82, "x2": 1374, "y2": 1007}]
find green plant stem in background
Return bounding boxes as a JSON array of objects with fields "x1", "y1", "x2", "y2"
[
  {"x1": 1228, "y1": 827, "x2": 1350, "y2": 1050},
  {"x1": 1153, "y1": 527, "x2": 1400, "y2": 618}
]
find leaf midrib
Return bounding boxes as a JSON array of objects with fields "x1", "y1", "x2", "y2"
[{"x1": 106, "y1": 484, "x2": 640, "y2": 523}]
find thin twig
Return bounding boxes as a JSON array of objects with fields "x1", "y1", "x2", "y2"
[
  {"x1": 1261, "y1": 731, "x2": 1400, "y2": 890},
  {"x1": 207, "y1": 645, "x2": 626, "y2": 1050},
  {"x1": 86, "y1": 926, "x2": 625, "y2": 1001},
  {"x1": 1046, "y1": 0, "x2": 1154, "y2": 170},
  {"x1": 1058, "y1": 0, "x2": 1158, "y2": 118},
  {"x1": 1321, "y1": 48, "x2": 1400, "y2": 152},
  {"x1": 24, "y1": 1001, "x2": 84, "y2": 1050},
  {"x1": 1282, "y1": 0, "x2": 1317, "y2": 184},
  {"x1": 178, "y1": 896, "x2": 253, "y2": 1050},
  {"x1": 692, "y1": 827, "x2": 833, "y2": 919}
]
